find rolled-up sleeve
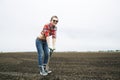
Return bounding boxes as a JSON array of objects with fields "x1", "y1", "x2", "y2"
[
  {"x1": 52, "y1": 30, "x2": 56, "y2": 38},
  {"x1": 43, "y1": 25, "x2": 50, "y2": 37}
]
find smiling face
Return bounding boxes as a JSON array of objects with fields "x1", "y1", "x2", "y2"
[{"x1": 50, "y1": 16, "x2": 59, "y2": 26}]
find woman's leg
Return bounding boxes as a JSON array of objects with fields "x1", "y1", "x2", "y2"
[
  {"x1": 35, "y1": 38, "x2": 48, "y2": 76},
  {"x1": 43, "y1": 41, "x2": 49, "y2": 65},
  {"x1": 35, "y1": 38, "x2": 43, "y2": 66},
  {"x1": 43, "y1": 41, "x2": 52, "y2": 73}
]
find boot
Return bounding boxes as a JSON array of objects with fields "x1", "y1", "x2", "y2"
[
  {"x1": 44, "y1": 65, "x2": 52, "y2": 74},
  {"x1": 40, "y1": 66, "x2": 48, "y2": 76}
]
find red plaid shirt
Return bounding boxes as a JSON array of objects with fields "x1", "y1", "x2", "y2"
[{"x1": 41, "y1": 23, "x2": 57, "y2": 38}]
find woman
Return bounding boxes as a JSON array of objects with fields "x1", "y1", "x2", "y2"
[{"x1": 35, "y1": 16, "x2": 58, "y2": 76}]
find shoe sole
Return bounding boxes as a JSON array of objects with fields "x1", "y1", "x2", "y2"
[
  {"x1": 48, "y1": 71, "x2": 52, "y2": 74},
  {"x1": 40, "y1": 72, "x2": 48, "y2": 76}
]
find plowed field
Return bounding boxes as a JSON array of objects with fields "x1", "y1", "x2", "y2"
[{"x1": 0, "y1": 52, "x2": 120, "y2": 80}]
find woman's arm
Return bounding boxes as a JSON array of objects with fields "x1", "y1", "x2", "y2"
[
  {"x1": 46, "y1": 36, "x2": 56, "y2": 50},
  {"x1": 46, "y1": 37, "x2": 51, "y2": 48},
  {"x1": 52, "y1": 38, "x2": 56, "y2": 49}
]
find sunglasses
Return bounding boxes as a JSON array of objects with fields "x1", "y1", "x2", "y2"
[{"x1": 52, "y1": 20, "x2": 58, "y2": 23}]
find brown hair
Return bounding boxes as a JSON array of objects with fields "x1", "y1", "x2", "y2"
[{"x1": 50, "y1": 16, "x2": 58, "y2": 21}]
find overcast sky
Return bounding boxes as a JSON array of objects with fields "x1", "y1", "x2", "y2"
[{"x1": 0, "y1": 0, "x2": 120, "y2": 52}]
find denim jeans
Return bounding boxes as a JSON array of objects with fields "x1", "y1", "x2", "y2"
[{"x1": 35, "y1": 38, "x2": 49, "y2": 66}]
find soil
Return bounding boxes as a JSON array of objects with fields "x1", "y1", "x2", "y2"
[{"x1": 0, "y1": 52, "x2": 120, "y2": 80}]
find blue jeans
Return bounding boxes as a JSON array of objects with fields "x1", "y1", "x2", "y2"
[{"x1": 35, "y1": 38, "x2": 49, "y2": 66}]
